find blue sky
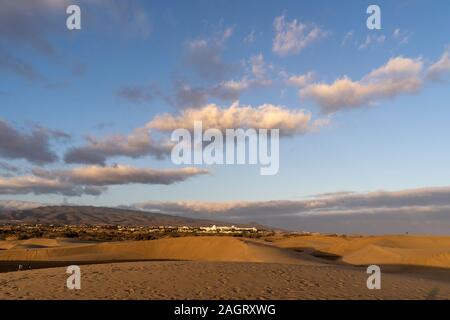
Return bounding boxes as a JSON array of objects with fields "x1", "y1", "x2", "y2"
[{"x1": 1, "y1": 0, "x2": 450, "y2": 233}]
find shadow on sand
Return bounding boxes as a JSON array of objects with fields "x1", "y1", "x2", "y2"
[{"x1": 0, "y1": 259, "x2": 185, "y2": 273}]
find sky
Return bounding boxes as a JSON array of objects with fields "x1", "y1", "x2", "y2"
[{"x1": 0, "y1": 0, "x2": 450, "y2": 234}]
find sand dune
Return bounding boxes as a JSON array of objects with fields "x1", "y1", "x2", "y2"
[
  {"x1": 1, "y1": 235, "x2": 449, "y2": 269},
  {"x1": 0, "y1": 235, "x2": 448, "y2": 299},
  {"x1": 271, "y1": 235, "x2": 450, "y2": 269},
  {"x1": 0, "y1": 236, "x2": 311, "y2": 265},
  {"x1": 0, "y1": 238, "x2": 81, "y2": 250},
  {"x1": 0, "y1": 261, "x2": 448, "y2": 300}
]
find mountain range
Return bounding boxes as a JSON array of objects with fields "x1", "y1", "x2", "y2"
[{"x1": 0, "y1": 201, "x2": 230, "y2": 227}]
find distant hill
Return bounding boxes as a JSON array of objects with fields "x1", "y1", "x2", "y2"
[
  {"x1": 0, "y1": 200, "x2": 45, "y2": 211},
  {"x1": 0, "y1": 205, "x2": 233, "y2": 227}
]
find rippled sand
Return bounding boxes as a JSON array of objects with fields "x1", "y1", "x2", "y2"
[{"x1": 0, "y1": 236, "x2": 448, "y2": 299}]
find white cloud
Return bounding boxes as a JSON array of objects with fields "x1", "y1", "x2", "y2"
[
  {"x1": 64, "y1": 127, "x2": 172, "y2": 165},
  {"x1": 34, "y1": 165, "x2": 209, "y2": 186},
  {"x1": 249, "y1": 53, "x2": 268, "y2": 79},
  {"x1": 340, "y1": 31, "x2": 354, "y2": 47},
  {"x1": 244, "y1": 30, "x2": 256, "y2": 44},
  {"x1": 222, "y1": 27, "x2": 233, "y2": 41},
  {"x1": 285, "y1": 71, "x2": 315, "y2": 88},
  {"x1": 148, "y1": 101, "x2": 323, "y2": 137},
  {"x1": 184, "y1": 26, "x2": 235, "y2": 81},
  {"x1": 300, "y1": 56, "x2": 424, "y2": 113},
  {"x1": 427, "y1": 48, "x2": 450, "y2": 81},
  {"x1": 171, "y1": 54, "x2": 272, "y2": 108},
  {"x1": 0, "y1": 174, "x2": 97, "y2": 196},
  {"x1": 0, "y1": 165, "x2": 209, "y2": 196},
  {"x1": 209, "y1": 77, "x2": 267, "y2": 100},
  {"x1": 0, "y1": 199, "x2": 44, "y2": 211},
  {"x1": 392, "y1": 28, "x2": 412, "y2": 45},
  {"x1": 358, "y1": 34, "x2": 386, "y2": 50},
  {"x1": 131, "y1": 186, "x2": 450, "y2": 234},
  {"x1": 272, "y1": 14, "x2": 327, "y2": 57}
]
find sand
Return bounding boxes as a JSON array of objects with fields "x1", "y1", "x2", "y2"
[
  {"x1": 269, "y1": 235, "x2": 450, "y2": 268},
  {"x1": 0, "y1": 237, "x2": 310, "y2": 264},
  {"x1": 0, "y1": 235, "x2": 448, "y2": 300},
  {"x1": 0, "y1": 261, "x2": 448, "y2": 300}
]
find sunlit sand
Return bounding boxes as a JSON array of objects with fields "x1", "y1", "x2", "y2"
[{"x1": 0, "y1": 235, "x2": 448, "y2": 299}]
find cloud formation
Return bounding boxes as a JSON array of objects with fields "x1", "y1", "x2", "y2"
[
  {"x1": 0, "y1": 0, "x2": 152, "y2": 83},
  {"x1": 116, "y1": 83, "x2": 160, "y2": 104},
  {"x1": 392, "y1": 28, "x2": 412, "y2": 45},
  {"x1": 0, "y1": 175, "x2": 85, "y2": 197},
  {"x1": 244, "y1": 30, "x2": 257, "y2": 44},
  {"x1": 0, "y1": 48, "x2": 47, "y2": 83},
  {"x1": 299, "y1": 49, "x2": 450, "y2": 113},
  {"x1": 285, "y1": 71, "x2": 315, "y2": 88},
  {"x1": 64, "y1": 128, "x2": 172, "y2": 165},
  {"x1": 300, "y1": 56, "x2": 424, "y2": 113},
  {"x1": 171, "y1": 54, "x2": 271, "y2": 109},
  {"x1": 0, "y1": 0, "x2": 68, "y2": 55},
  {"x1": 148, "y1": 101, "x2": 323, "y2": 136},
  {"x1": 184, "y1": 27, "x2": 235, "y2": 81},
  {"x1": 0, "y1": 119, "x2": 64, "y2": 165},
  {"x1": 357, "y1": 34, "x2": 386, "y2": 50},
  {"x1": 168, "y1": 81, "x2": 211, "y2": 109},
  {"x1": 272, "y1": 14, "x2": 327, "y2": 57},
  {"x1": 426, "y1": 48, "x2": 450, "y2": 81},
  {"x1": 33, "y1": 165, "x2": 209, "y2": 186},
  {"x1": 131, "y1": 186, "x2": 450, "y2": 234},
  {"x1": 0, "y1": 200, "x2": 44, "y2": 211},
  {"x1": 340, "y1": 31, "x2": 354, "y2": 47},
  {"x1": 213, "y1": 78, "x2": 270, "y2": 98},
  {"x1": 0, "y1": 165, "x2": 209, "y2": 196},
  {"x1": 0, "y1": 161, "x2": 21, "y2": 175}
]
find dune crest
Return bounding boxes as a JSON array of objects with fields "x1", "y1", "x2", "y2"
[
  {"x1": 271, "y1": 235, "x2": 450, "y2": 269},
  {"x1": 0, "y1": 236, "x2": 309, "y2": 265}
]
